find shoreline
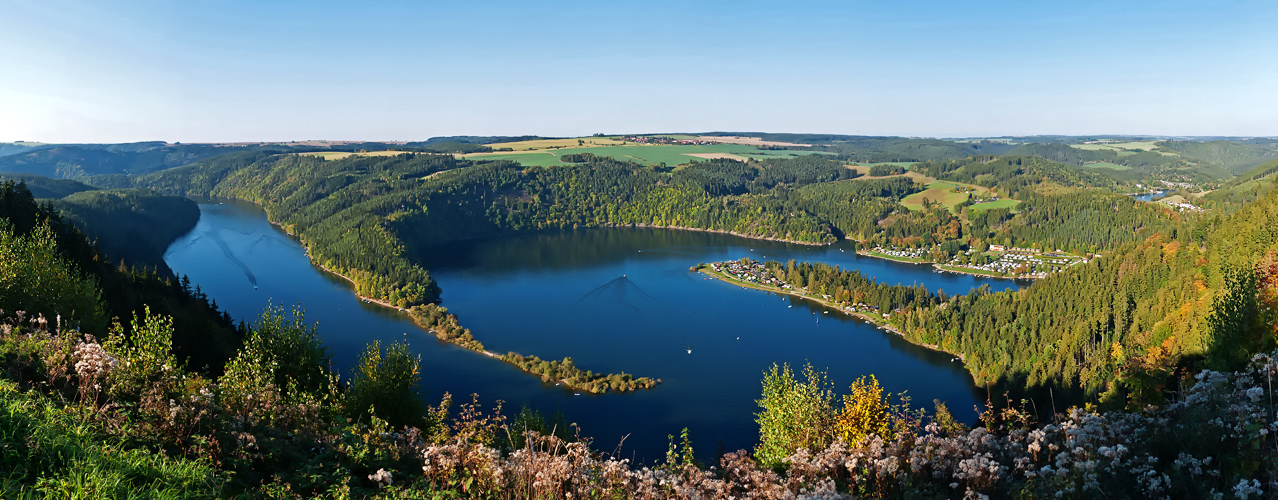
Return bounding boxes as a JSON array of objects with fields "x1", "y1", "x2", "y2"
[
  {"x1": 698, "y1": 266, "x2": 972, "y2": 371},
  {"x1": 855, "y1": 249, "x2": 1036, "y2": 281},
  {"x1": 611, "y1": 222, "x2": 834, "y2": 246},
  {"x1": 257, "y1": 210, "x2": 659, "y2": 394}
]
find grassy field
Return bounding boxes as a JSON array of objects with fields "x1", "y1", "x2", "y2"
[
  {"x1": 936, "y1": 264, "x2": 1009, "y2": 278},
  {"x1": 900, "y1": 181, "x2": 983, "y2": 213},
  {"x1": 464, "y1": 143, "x2": 823, "y2": 167},
  {"x1": 857, "y1": 249, "x2": 932, "y2": 264},
  {"x1": 967, "y1": 199, "x2": 1021, "y2": 214},
  {"x1": 1081, "y1": 161, "x2": 1132, "y2": 170},
  {"x1": 299, "y1": 151, "x2": 412, "y2": 161}
]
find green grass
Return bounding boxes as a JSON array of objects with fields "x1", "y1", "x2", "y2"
[
  {"x1": 0, "y1": 380, "x2": 221, "y2": 498},
  {"x1": 1081, "y1": 161, "x2": 1132, "y2": 170},
  {"x1": 967, "y1": 199, "x2": 1021, "y2": 214},
  {"x1": 466, "y1": 143, "x2": 824, "y2": 167},
  {"x1": 900, "y1": 181, "x2": 983, "y2": 213},
  {"x1": 858, "y1": 249, "x2": 932, "y2": 264},
  {"x1": 935, "y1": 264, "x2": 1009, "y2": 278}
]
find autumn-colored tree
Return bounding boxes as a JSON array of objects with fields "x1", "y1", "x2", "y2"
[{"x1": 834, "y1": 375, "x2": 893, "y2": 446}]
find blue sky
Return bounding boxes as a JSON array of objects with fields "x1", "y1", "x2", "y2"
[{"x1": 2, "y1": 0, "x2": 1275, "y2": 142}]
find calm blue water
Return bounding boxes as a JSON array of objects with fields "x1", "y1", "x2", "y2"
[
  {"x1": 1132, "y1": 190, "x2": 1168, "y2": 202},
  {"x1": 166, "y1": 201, "x2": 1025, "y2": 461}
]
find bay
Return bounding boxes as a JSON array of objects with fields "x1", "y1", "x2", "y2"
[{"x1": 166, "y1": 201, "x2": 1026, "y2": 461}]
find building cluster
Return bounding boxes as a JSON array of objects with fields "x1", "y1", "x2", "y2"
[
  {"x1": 869, "y1": 244, "x2": 1084, "y2": 279},
  {"x1": 621, "y1": 136, "x2": 714, "y2": 146},
  {"x1": 868, "y1": 246, "x2": 927, "y2": 260},
  {"x1": 1158, "y1": 180, "x2": 1196, "y2": 190},
  {"x1": 986, "y1": 245, "x2": 1041, "y2": 254},
  {"x1": 1160, "y1": 199, "x2": 1204, "y2": 213},
  {"x1": 710, "y1": 260, "x2": 886, "y2": 316},
  {"x1": 947, "y1": 248, "x2": 1084, "y2": 278},
  {"x1": 709, "y1": 261, "x2": 792, "y2": 289}
]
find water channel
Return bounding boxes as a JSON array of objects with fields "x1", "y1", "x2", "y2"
[{"x1": 165, "y1": 201, "x2": 1026, "y2": 461}]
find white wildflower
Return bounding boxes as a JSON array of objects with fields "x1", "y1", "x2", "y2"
[{"x1": 368, "y1": 468, "x2": 393, "y2": 486}]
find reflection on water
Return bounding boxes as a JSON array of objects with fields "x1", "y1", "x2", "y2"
[{"x1": 168, "y1": 202, "x2": 1025, "y2": 461}]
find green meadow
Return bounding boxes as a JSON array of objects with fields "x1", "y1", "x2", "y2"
[
  {"x1": 967, "y1": 199, "x2": 1021, "y2": 214},
  {"x1": 900, "y1": 180, "x2": 984, "y2": 213},
  {"x1": 1081, "y1": 161, "x2": 1132, "y2": 170}
]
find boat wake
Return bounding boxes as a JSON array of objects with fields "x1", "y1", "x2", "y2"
[
  {"x1": 209, "y1": 229, "x2": 258, "y2": 289},
  {"x1": 571, "y1": 275, "x2": 661, "y2": 316}
]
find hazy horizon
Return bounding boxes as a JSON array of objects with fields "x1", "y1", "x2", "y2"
[
  {"x1": 4, "y1": 0, "x2": 1276, "y2": 143},
  {"x1": 7, "y1": 133, "x2": 1278, "y2": 146}
]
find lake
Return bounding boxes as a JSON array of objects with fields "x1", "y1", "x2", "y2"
[
  {"x1": 1132, "y1": 190, "x2": 1168, "y2": 202},
  {"x1": 165, "y1": 201, "x2": 1026, "y2": 461}
]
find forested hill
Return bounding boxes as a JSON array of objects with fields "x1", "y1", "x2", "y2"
[
  {"x1": 0, "y1": 180, "x2": 240, "y2": 372},
  {"x1": 1, "y1": 173, "x2": 200, "y2": 275},
  {"x1": 1159, "y1": 139, "x2": 1278, "y2": 174},
  {"x1": 0, "y1": 142, "x2": 408, "y2": 179},
  {"x1": 799, "y1": 136, "x2": 1017, "y2": 162},
  {"x1": 0, "y1": 173, "x2": 98, "y2": 199},
  {"x1": 52, "y1": 189, "x2": 200, "y2": 274},
  {"x1": 1006, "y1": 143, "x2": 1185, "y2": 171},
  {"x1": 0, "y1": 143, "x2": 250, "y2": 178},
  {"x1": 127, "y1": 152, "x2": 862, "y2": 305},
  {"x1": 896, "y1": 177, "x2": 1278, "y2": 401},
  {"x1": 120, "y1": 149, "x2": 1186, "y2": 309}
]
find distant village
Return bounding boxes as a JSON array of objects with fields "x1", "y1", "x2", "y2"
[{"x1": 620, "y1": 136, "x2": 716, "y2": 146}]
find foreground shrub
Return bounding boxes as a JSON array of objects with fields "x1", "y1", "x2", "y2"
[
  {"x1": 218, "y1": 305, "x2": 339, "y2": 431},
  {"x1": 3, "y1": 306, "x2": 1276, "y2": 498},
  {"x1": 346, "y1": 339, "x2": 427, "y2": 428}
]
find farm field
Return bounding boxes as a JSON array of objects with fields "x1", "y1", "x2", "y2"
[
  {"x1": 967, "y1": 199, "x2": 1021, "y2": 213},
  {"x1": 464, "y1": 143, "x2": 823, "y2": 167}
]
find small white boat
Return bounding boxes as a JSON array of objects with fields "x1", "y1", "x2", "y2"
[{"x1": 686, "y1": 349, "x2": 692, "y2": 354}]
